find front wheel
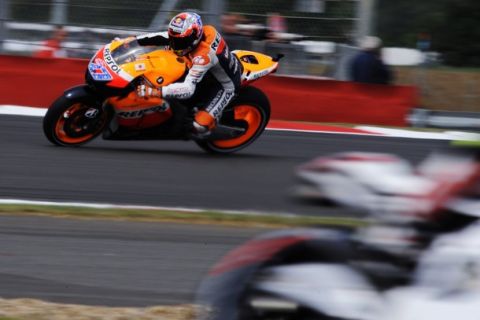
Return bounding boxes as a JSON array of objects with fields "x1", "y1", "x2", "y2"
[
  {"x1": 196, "y1": 86, "x2": 270, "y2": 154},
  {"x1": 43, "y1": 95, "x2": 110, "y2": 146}
]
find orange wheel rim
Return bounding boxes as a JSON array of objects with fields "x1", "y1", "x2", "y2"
[
  {"x1": 54, "y1": 103, "x2": 105, "y2": 144},
  {"x1": 212, "y1": 105, "x2": 263, "y2": 149}
]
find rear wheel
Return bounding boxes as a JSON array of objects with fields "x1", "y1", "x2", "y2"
[
  {"x1": 43, "y1": 95, "x2": 109, "y2": 146},
  {"x1": 196, "y1": 86, "x2": 270, "y2": 154}
]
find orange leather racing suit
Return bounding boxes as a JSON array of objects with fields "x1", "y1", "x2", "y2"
[{"x1": 136, "y1": 25, "x2": 242, "y2": 128}]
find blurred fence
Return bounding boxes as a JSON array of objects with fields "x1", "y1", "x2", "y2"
[
  {"x1": 0, "y1": 0, "x2": 366, "y2": 76},
  {"x1": 1, "y1": 0, "x2": 479, "y2": 112}
]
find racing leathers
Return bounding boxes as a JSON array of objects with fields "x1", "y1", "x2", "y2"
[{"x1": 136, "y1": 25, "x2": 242, "y2": 135}]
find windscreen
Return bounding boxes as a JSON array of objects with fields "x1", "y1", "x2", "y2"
[{"x1": 110, "y1": 39, "x2": 159, "y2": 65}]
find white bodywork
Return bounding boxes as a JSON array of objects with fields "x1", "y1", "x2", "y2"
[
  {"x1": 253, "y1": 222, "x2": 480, "y2": 319},
  {"x1": 293, "y1": 152, "x2": 437, "y2": 214},
  {"x1": 254, "y1": 263, "x2": 381, "y2": 320},
  {"x1": 293, "y1": 151, "x2": 478, "y2": 217},
  {"x1": 383, "y1": 220, "x2": 480, "y2": 320}
]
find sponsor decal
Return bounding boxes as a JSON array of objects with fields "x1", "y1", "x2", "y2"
[
  {"x1": 210, "y1": 33, "x2": 221, "y2": 52},
  {"x1": 175, "y1": 93, "x2": 192, "y2": 99},
  {"x1": 88, "y1": 58, "x2": 112, "y2": 81},
  {"x1": 171, "y1": 17, "x2": 185, "y2": 28},
  {"x1": 192, "y1": 13, "x2": 202, "y2": 26},
  {"x1": 192, "y1": 56, "x2": 207, "y2": 65},
  {"x1": 134, "y1": 63, "x2": 146, "y2": 71},
  {"x1": 207, "y1": 91, "x2": 234, "y2": 119},
  {"x1": 85, "y1": 108, "x2": 99, "y2": 118},
  {"x1": 103, "y1": 47, "x2": 121, "y2": 74},
  {"x1": 188, "y1": 68, "x2": 205, "y2": 84},
  {"x1": 117, "y1": 102, "x2": 170, "y2": 119},
  {"x1": 168, "y1": 86, "x2": 193, "y2": 98},
  {"x1": 233, "y1": 58, "x2": 239, "y2": 73},
  {"x1": 251, "y1": 69, "x2": 271, "y2": 80},
  {"x1": 229, "y1": 55, "x2": 239, "y2": 74}
]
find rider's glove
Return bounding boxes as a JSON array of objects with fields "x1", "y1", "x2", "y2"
[
  {"x1": 136, "y1": 84, "x2": 162, "y2": 99},
  {"x1": 193, "y1": 110, "x2": 216, "y2": 134}
]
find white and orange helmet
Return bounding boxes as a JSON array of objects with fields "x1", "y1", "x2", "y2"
[{"x1": 168, "y1": 12, "x2": 204, "y2": 56}]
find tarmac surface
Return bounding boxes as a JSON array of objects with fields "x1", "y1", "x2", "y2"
[
  {"x1": 1, "y1": 115, "x2": 448, "y2": 215},
  {"x1": 0, "y1": 115, "x2": 449, "y2": 306}
]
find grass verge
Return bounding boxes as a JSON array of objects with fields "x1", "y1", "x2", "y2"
[
  {"x1": 0, "y1": 298, "x2": 195, "y2": 320},
  {"x1": 0, "y1": 204, "x2": 364, "y2": 228}
]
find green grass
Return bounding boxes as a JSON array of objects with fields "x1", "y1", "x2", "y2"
[
  {"x1": 451, "y1": 140, "x2": 480, "y2": 147},
  {"x1": 0, "y1": 204, "x2": 365, "y2": 229}
]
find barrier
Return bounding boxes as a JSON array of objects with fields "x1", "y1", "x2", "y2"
[
  {"x1": 0, "y1": 55, "x2": 417, "y2": 126},
  {"x1": 0, "y1": 55, "x2": 86, "y2": 108},
  {"x1": 254, "y1": 76, "x2": 417, "y2": 126}
]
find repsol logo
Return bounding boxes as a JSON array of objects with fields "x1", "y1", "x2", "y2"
[
  {"x1": 211, "y1": 91, "x2": 233, "y2": 119},
  {"x1": 210, "y1": 33, "x2": 221, "y2": 52},
  {"x1": 252, "y1": 69, "x2": 270, "y2": 80},
  {"x1": 104, "y1": 48, "x2": 121, "y2": 74},
  {"x1": 118, "y1": 103, "x2": 169, "y2": 119}
]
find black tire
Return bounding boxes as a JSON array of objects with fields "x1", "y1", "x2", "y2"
[
  {"x1": 43, "y1": 95, "x2": 109, "y2": 146},
  {"x1": 195, "y1": 86, "x2": 270, "y2": 154}
]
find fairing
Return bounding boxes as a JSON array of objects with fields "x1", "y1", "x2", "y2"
[
  {"x1": 87, "y1": 38, "x2": 187, "y2": 129},
  {"x1": 234, "y1": 50, "x2": 279, "y2": 86}
]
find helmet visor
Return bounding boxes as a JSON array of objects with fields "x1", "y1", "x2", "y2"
[{"x1": 169, "y1": 31, "x2": 198, "y2": 55}]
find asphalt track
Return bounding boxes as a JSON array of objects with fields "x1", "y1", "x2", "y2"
[
  {"x1": 1, "y1": 115, "x2": 449, "y2": 215},
  {"x1": 0, "y1": 214, "x2": 262, "y2": 306},
  {"x1": 0, "y1": 115, "x2": 450, "y2": 306}
]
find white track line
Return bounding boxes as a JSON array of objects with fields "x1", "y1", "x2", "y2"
[
  {"x1": 357, "y1": 126, "x2": 480, "y2": 141},
  {"x1": 265, "y1": 127, "x2": 381, "y2": 136},
  {"x1": 0, "y1": 105, "x2": 46, "y2": 116},
  {"x1": 2, "y1": 104, "x2": 478, "y2": 140},
  {"x1": 0, "y1": 198, "x2": 300, "y2": 218}
]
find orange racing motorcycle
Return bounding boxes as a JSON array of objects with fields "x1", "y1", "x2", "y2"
[{"x1": 43, "y1": 37, "x2": 281, "y2": 153}]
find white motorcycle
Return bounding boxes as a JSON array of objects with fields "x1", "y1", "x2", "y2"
[{"x1": 195, "y1": 149, "x2": 480, "y2": 320}]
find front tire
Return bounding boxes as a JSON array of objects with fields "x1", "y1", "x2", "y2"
[
  {"x1": 196, "y1": 86, "x2": 270, "y2": 154},
  {"x1": 43, "y1": 95, "x2": 109, "y2": 146}
]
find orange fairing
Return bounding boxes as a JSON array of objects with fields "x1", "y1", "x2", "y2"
[
  {"x1": 108, "y1": 92, "x2": 173, "y2": 128},
  {"x1": 121, "y1": 51, "x2": 187, "y2": 87},
  {"x1": 106, "y1": 49, "x2": 186, "y2": 129},
  {"x1": 212, "y1": 105, "x2": 262, "y2": 148},
  {"x1": 234, "y1": 50, "x2": 279, "y2": 85}
]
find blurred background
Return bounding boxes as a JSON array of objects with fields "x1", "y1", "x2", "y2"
[{"x1": 0, "y1": 0, "x2": 479, "y2": 113}]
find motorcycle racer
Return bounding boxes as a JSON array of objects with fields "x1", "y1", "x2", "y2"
[{"x1": 135, "y1": 12, "x2": 242, "y2": 137}]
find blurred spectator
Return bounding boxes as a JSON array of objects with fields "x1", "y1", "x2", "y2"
[
  {"x1": 417, "y1": 32, "x2": 431, "y2": 52},
  {"x1": 34, "y1": 25, "x2": 68, "y2": 58},
  {"x1": 266, "y1": 12, "x2": 288, "y2": 42},
  {"x1": 221, "y1": 13, "x2": 251, "y2": 37},
  {"x1": 349, "y1": 36, "x2": 392, "y2": 85},
  {"x1": 221, "y1": 13, "x2": 265, "y2": 50}
]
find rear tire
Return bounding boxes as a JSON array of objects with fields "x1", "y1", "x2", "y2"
[
  {"x1": 43, "y1": 95, "x2": 109, "y2": 146},
  {"x1": 195, "y1": 86, "x2": 270, "y2": 154}
]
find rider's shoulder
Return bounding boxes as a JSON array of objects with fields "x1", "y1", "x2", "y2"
[
  {"x1": 202, "y1": 25, "x2": 223, "y2": 44},
  {"x1": 188, "y1": 25, "x2": 224, "y2": 62},
  {"x1": 203, "y1": 25, "x2": 218, "y2": 36}
]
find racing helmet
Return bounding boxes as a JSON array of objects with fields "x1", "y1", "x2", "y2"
[{"x1": 168, "y1": 12, "x2": 204, "y2": 56}]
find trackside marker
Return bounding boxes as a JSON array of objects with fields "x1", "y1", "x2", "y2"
[{"x1": 267, "y1": 120, "x2": 380, "y2": 135}]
